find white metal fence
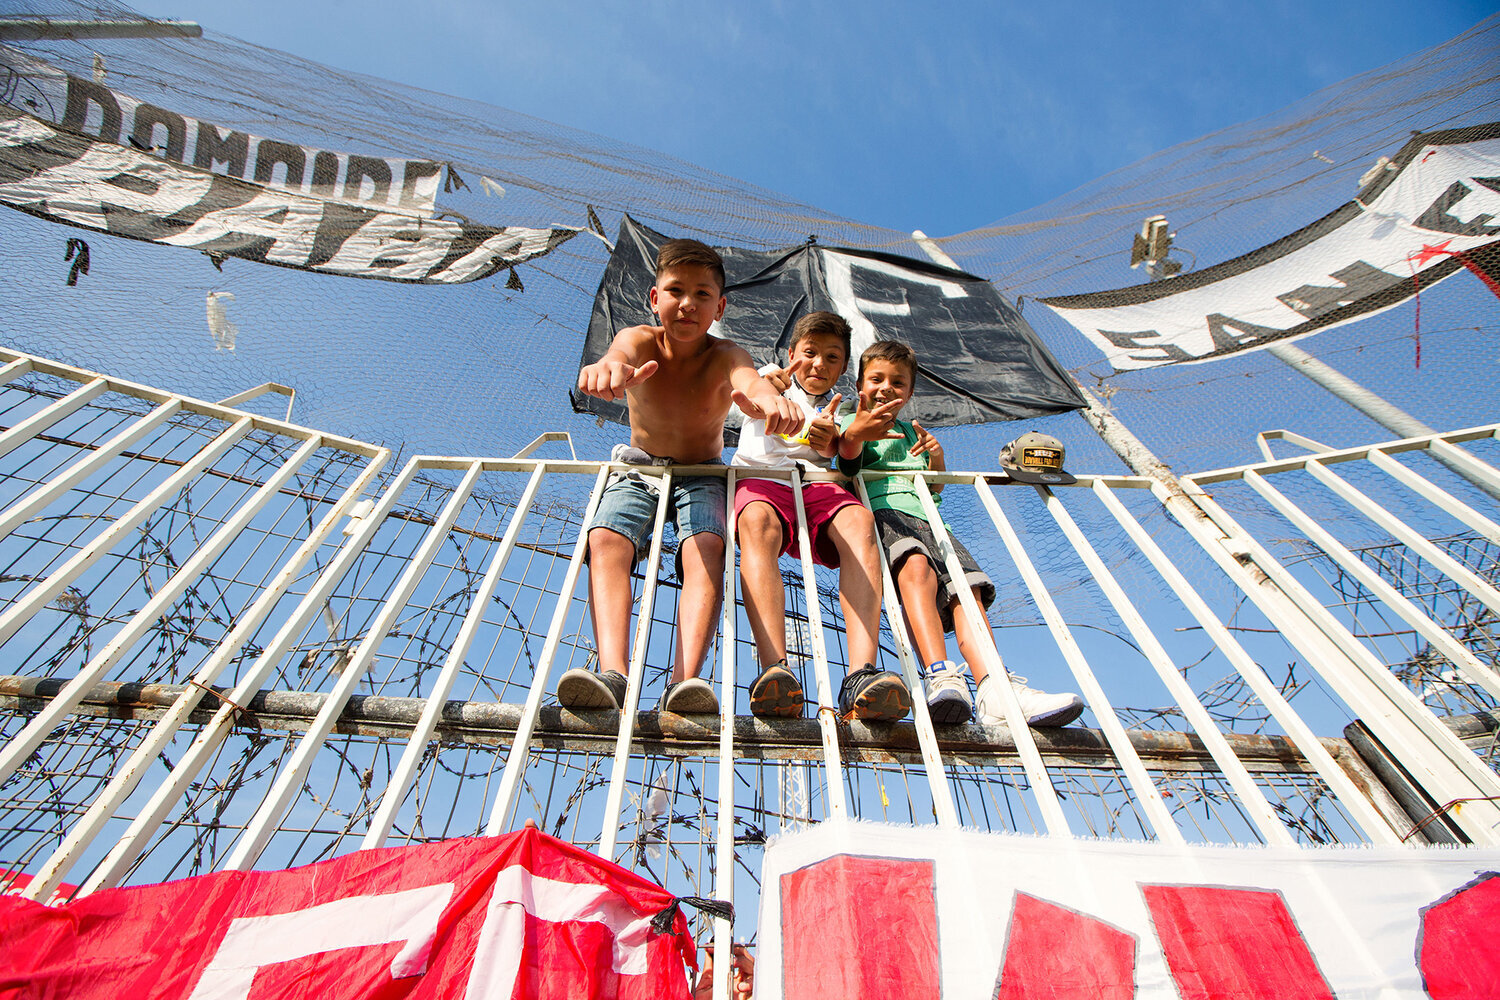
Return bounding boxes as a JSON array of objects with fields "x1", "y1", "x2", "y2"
[{"x1": 1, "y1": 346, "x2": 1498, "y2": 938}]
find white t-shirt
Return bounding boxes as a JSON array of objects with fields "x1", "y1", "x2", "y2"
[{"x1": 730, "y1": 363, "x2": 840, "y2": 477}]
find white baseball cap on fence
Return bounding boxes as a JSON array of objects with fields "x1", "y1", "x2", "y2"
[{"x1": 999, "y1": 431, "x2": 1076, "y2": 485}]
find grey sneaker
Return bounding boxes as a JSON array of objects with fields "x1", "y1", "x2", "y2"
[
  {"x1": 977, "y1": 672, "x2": 1084, "y2": 728},
  {"x1": 661, "y1": 676, "x2": 719, "y2": 715},
  {"x1": 922, "y1": 660, "x2": 974, "y2": 725},
  {"x1": 838, "y1": 664, "x2": 911, "y2": 722},
  {"x1": 558, "y1": 667, "x2": 629, "y2": 710}
]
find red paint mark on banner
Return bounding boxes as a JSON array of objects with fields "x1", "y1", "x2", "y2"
[
  {"x1": 1419, "y1": 871, "x2": 1500, "y2": 999},
  {"x1": 780, "y1": 855, "x2": 938, "y2": 998},
  {"x1": 1143, "y1": 884, "x2": 1334, "y2": 1000},
  {"x1": 994, "y1": 892, "x2": 1135, "y2": 999}
]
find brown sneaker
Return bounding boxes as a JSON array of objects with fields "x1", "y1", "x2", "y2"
[{"x1": 749, "y1": 661, "x2": 804, "y2": 718}]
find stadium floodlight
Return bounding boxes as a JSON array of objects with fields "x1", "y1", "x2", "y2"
[{"x1": 1130, "y1": 215, "x2": 1183, "y2": 281}]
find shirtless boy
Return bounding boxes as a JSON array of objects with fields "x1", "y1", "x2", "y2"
[{"x1": 559, "y1": 239, "x2": 801, "y2": 715}]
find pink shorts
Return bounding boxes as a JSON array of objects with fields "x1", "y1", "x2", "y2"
[{"x1": 734, "y1": 478, "x2": 864, "y2": 567}]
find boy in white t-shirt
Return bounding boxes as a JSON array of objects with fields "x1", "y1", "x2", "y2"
[{"x1": 732, "y1": 311, "x2": 910, "y2": 721}]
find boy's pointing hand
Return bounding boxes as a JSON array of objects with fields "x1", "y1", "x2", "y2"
[
  {"x1": 910, "y1": 420, "x2": 944, "y2": 465},
  {"x1": 764, "y1": 358, "x2": 808, "y2": 394},
  {"x1": 578, "y1": 359, "x2": 659, "y2": 401}
]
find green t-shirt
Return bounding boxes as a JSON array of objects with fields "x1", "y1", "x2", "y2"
[{"x1": 836, "y1": 415, "x2": 943, "y2": 525}]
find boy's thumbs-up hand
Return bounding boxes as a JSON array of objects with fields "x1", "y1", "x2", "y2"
[
  {"x1": 733, "y1": 389, "x2": 803, "y2": 437},
  {"x1": 578, "y1": 358, "x2": 659, "y2": 401},
  {"x1": 805, "y1": 393, "x2": 843, "y2": 453}
]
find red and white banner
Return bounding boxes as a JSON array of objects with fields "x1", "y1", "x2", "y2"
[
  {"x1": 757, "y1": 818, "x2": 1500, "y2": 998},
  {"x1": 1041, "y1": 124, "x2": 1500, "y2": 371},
  {"x1": 0, "y1": 830, "x2": 695, "y2": 1000}
]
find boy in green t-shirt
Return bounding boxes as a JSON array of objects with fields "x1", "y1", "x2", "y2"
[{"x1": 837, "y1": 340, "x2": 1083, "y2": 727}]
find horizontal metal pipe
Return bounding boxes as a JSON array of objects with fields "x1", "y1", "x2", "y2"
[{"x1": 0, "y1": 672, "x2": 1384, "y2": 772}]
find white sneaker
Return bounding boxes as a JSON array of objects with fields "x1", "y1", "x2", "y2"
[
  {"x1": 977, "y1": 672, "x2": 1084, "y2": 728},
  {"x1": 922, "y1": 660, "x2": 974, "y2": 725}
]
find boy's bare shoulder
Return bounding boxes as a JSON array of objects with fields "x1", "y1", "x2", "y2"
[
  {"x1": 611, "y1": 323, "x2": 665, "y2": 359},
  {"x1": 703, "y1": 333, "x2": 754, "y2": 371}
]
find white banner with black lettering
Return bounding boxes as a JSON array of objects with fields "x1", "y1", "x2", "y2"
[
  {"x1": 1041, "y1": 124, "x2": 1500, "y2": 371},
  {"x1": 757, "y1": 818, "x2": 1500, "y2": 999},
  {"x1": 0, "y1": 108, "x2": 574, "y2": 284},
  {"x1": 0, "y1": 45, "x2": 441, "y2": 215}
]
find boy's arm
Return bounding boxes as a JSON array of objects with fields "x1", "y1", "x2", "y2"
[
  {"x1": 835, "y1": 410, "x2": 866, "y2": 474},
  {"x1": 728, "y1": 353, "x2": 802, "y2": 437},
  {"x1": 577, "y1": 326, "x2": 658, "y2": 401},
  {"x1": 910, "y1": 419, "x2": 946, "y2": 492}
]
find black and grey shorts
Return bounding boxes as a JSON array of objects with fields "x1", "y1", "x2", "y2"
[{"x1": 874, "y1": 507, "x2": 996, "y2": 633}]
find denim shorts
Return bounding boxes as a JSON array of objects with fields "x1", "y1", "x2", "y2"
[
  {"x1": 874, "y1": 507, "x2": 995, "y2": 632},
  {"x1": 587, "y1": 452, "x2": 727, "y2": 579}
]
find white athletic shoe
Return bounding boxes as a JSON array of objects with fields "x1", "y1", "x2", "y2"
[
  {"x1": 976, "y1": 672, "x2": 1084, "y2": 728},
  {"x1": 922, "y1": 660, "x2": 974, "y2": 725}
]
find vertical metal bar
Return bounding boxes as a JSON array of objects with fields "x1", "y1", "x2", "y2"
[
  {"x1": 849, "y1": 475, "x2": 960, "y2": 828},
  {"x1": 1303, "y1": 459, "x2": 1500, "y2": 617},
  {"x1": 1092, "y1": 480, "x2": 1399, "y2": 844},
  {"x1": 1179, "y1": 478, "x2": 1500, "y2": 842},
  {"x1": 915, "y1": 474, "x2": 1071, "y2": 835},
  {"x1": 1366, "y1": 448, "x2": 1500, "y2": 546},
  {"x1": 713, "y1": 467, "x2": 738, "y2": 1000},
  {"x1": 1025, "y1": 484, "x2": 1186, "y2": 843},
  {"x1": 0, "y1": 435, "x2": 322, "y2": 789},
  {"x1": 0, "y1": 415, "x2": 253, "y2": 649},
  {"x1": 787, "y1": 465, "x2": 848, "y2": 819},
  {"x1": 0, "y1": 377, "x2": 108, "y2": 462},
  {"x1": 0, "y1": 398, "x2": 184, "y2": 542},
  {"x1": 362, "y1": 462, "x2": 548, "y2": 849},
  {"x1": 1064, "y1": 483, "x2": 1296, "y2": 844},
  {"x1": 225, "y1": 460, "x2": 487, "y2": 870},
  {"x1": 599, "y1": 467, "x2": 675, "y2": 858},
  {"x1": 484, "y1": 465, "x2": 611, "y2": 837},
  {"x1": 81, "y1": 458, "x2": 426, "y2": 894},
  {"x1": 1243, "y1": 469, "x2": 1500, "y2": 703},
  {"x1": 22, "y1": 445, "x2": 391, "y2": 899},
  {"x1": 1428, "y1": 437, "x2": 1500, "y2": 494}
]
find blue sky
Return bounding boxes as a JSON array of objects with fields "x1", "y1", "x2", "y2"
[{"x1": 131, "y1": 0, "x2": 1496, "y2": 236}]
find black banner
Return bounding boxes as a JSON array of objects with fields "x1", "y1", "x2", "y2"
[{"x1": 572, "y1": 217, "x2": 1085, "y2": 428}]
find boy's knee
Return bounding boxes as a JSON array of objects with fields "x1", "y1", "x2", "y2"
[
  {"x1": 588, "y1": 526, "x2": 635, "y2": 562},
  {"x1": 897, "y1": 554, "x2": 937, "y2": 587},
  {"x1": 737, "y1": 503, "x2": 783, "y2": 547},
  {"x1": 840, "y1": 502, "x2": 876, "y2": 531},
  {"x1": 683, "y1": 530, "x2": 726, "y2": 565},
  {"x1": 829, "y1": 505, "x2": 876, "y2": 548}
]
